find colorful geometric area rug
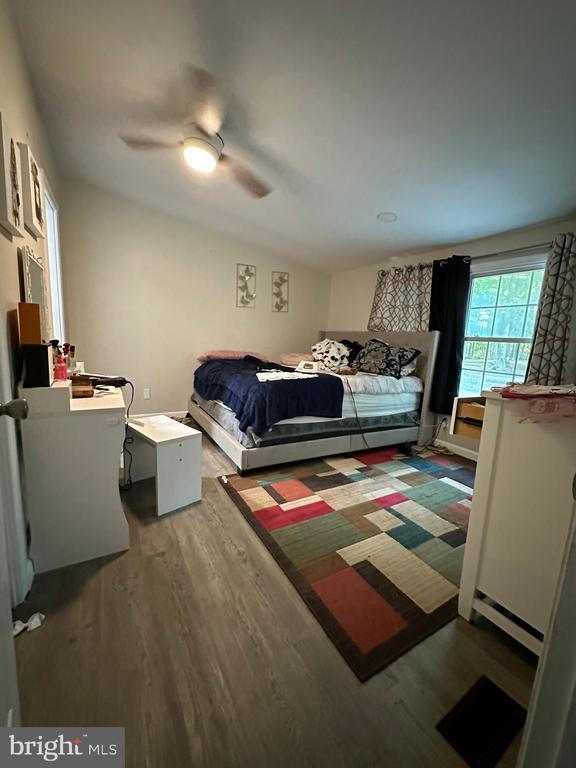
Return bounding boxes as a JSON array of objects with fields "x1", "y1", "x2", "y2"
[{"x1": 219, "y1": 447, "x2": 476, "y2": 681}]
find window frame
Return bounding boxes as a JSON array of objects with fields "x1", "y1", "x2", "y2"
[
  {"x1": 459, "y1": 253, "x2": 548, "y2": 396},
  {"x1": 43, "y1": 180, "x2": 65, "y2": 343}
]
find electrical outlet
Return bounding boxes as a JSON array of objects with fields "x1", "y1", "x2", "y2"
[{"x1": 143, "y1": 388, "x2": 151, "y2": 400}]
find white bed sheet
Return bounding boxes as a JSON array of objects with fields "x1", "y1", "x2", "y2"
[
  {"x1": 275, "y1": 392, "x2": 421, "y2": 425},
  {"x1": 335, "y1": 373, "x2": 423, "y2": 395}
]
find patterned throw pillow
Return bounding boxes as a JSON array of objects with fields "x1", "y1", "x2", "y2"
[
  {"x1": 340, "y1": 339, "x2": 364, "y2": 366},
  {"x1": 352, "y1": 338, "x2": 421, "y2": 379},
  {"x1": 311, "y1": 339, "x2": 350, "y2": 372}
]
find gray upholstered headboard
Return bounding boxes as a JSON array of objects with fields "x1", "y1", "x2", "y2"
[{"x1": 318, "y1": 329, "x2": 441, "y2": 445}]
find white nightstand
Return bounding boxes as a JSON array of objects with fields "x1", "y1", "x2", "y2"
[{"x1": 127, "y1": 415, "x2": 202, "y2": 516}]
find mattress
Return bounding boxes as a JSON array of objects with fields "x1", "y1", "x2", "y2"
[
  {"x1": 192, "y1": 391, "x2": 421, "y2": 449},
  {"x1": 335, "y1": 372, "x2": 423, "y2": 396},
  {"x1": 277, "y1": 391, "x2": 421, "y2": 424}
]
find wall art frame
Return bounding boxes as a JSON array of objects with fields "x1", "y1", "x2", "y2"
[
  {"x1": 20, "y1": 245, "x2": 51, "y2": 340},
  {"x1": 0, "y1": 112, "x2": 24, "y2": 237},
  {"x1": 236, "y1": 264, "x2": 256, "y2": 308},
  {"x1": 19, "y1": 142, "x2": 45, "y2": 239},
  {"x1": 272, "y1": 271, "x2": 289, "y2": 312}
]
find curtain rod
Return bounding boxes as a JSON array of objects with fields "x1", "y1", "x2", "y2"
[{"x1": 473, "y1": 241, "x2": 551, "y2": 261}]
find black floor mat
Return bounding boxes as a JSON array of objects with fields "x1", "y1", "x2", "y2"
[{"x1": 436, "y1": 676, "x2": 527, "y2": 767}]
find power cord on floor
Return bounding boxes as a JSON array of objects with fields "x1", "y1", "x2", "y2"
[
  {"x1": 120, "y1": 380, "x2": 135, "y2": 492},
  {"x1": 411, "y1": 416, "x2": 450, "y2": 455}
]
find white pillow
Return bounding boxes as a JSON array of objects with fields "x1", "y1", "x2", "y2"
[{"x1": 311, "y1": 338, "x2": 350, "y2": 372}]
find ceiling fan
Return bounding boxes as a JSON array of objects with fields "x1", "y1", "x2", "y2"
[{"x1": 120, "y1": 69, "x2": 272, "y2": 199}]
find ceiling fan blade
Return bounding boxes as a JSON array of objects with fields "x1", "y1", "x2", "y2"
[
  {"x1": 189, "y1": 66, "x2": 225, "y2": 136},
  {"x1": 220, "y1": 154, "x2": 272, "y2": 199},
  {"x1": 120, "y1": 135, "x2": 180, "y2": 150}
]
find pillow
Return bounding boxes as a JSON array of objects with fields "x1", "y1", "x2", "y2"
[
  {"x1": 279, "y1": 353, "x2": 314, "y2": 368},
  {"x1": 400, "y1": 360, "x2": 418, "y2": 377},
  {"x1": 197, "y1": 349, "x2": 269, "y2": 362},
  {"x1": 339, "y1": 339, "x2": 364, "y2": 366},
  {"x1": 353, "y1": 338, "x2": 420, "y2": 379},
  {"x1": 311, "y1": 338, "x2": 350, "y2": 372}
]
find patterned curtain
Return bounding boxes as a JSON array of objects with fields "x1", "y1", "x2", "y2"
[
  {"x1": 368, "y1": 263, "x2": 433, "y2": 332},
  {"x1": 526, "y1": 233, "x2": 576, "y2": 385}
]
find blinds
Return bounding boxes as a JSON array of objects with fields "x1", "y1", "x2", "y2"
[{"x1": 471, "y1": 244, "x2": 550, "y2": 276}]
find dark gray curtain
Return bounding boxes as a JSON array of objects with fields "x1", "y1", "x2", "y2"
[
  {"x1": 526, "y1": 233, "x2": 576, "y2": 385},
  {"x1": 428, "y1": 255, "x2": 471, "y2": 414}
]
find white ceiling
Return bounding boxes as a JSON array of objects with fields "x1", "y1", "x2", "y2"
[{"x1": 9, "y1": 0, "x2": 576, "y2": 269}]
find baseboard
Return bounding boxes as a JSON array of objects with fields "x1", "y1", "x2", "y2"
[
  {"x1": 132, "y1": 410, "x2": 187, "y2": 419},
  {"x1": 434, "y1": 438, "x2": 479, "y2": 462}
]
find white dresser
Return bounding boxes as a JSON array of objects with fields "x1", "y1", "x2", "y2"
[
  {"x1": 459, "y1": 391, "x2": 576, "y2": 653},
  {"x1": 20, "y1": 383, "x2": 129, "y2": 573}
]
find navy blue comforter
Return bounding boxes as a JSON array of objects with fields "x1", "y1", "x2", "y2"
[{"x1": 194, "y1": 356, "x2": 344, "y2": 436}]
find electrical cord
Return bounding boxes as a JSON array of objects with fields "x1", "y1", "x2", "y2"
[
  {"x1": 120, "y1": 380, "x2": 135, "y2": 492},
  {"x1": 345, "y1": 375, "x2": 442, "y2": 456},
  {"x1": 343, "y1": 376, "x2": 371, "y2": 450},
  {"x1": 411, "y1": 416, "x2": 450, "y2": 454}
]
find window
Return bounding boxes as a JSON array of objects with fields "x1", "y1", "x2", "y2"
[
  {"x1": 459, "y1": 267, "x2": 545, "y2": 396},
  {"x1": 44, "y1": 186, "x2": 65, "y2": 342}
]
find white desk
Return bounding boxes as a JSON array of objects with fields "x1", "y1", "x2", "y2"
[
  {"x1": 20, "y1": 382, "x2": 129, "y2": 573},
  {"x1": 127, "y1": 415, "x2": 202, "y2": 516}
]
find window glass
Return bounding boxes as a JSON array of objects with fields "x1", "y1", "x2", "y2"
[
  {"x1": 499, "y1": 272, "x2": 531, "y2": 305},
  {"x1": 493, "y1": 306, "x2": 526, "y2": 337},
  {"x1": 529, "y1": 270, "x2": 544, "y2": 304},
  {"x1": 515, "y1": 343, "x2": 531, "y2": 379},
  {"x1": 462, "y1": 340, "x2": 487, "y2": 370},
  {"x1": 466, "y1": 308, "x2": 494, "y2": 337},
  {"x1": 469, "y1": 275, "x2": 500, "y2": 308},
  {"x1": 458, "y1": 266, "x2": 545, "y2": 396},
  {"x1": 486, "y1": 342, "x2": 518, "y2": 375},
  {"x1": 459, "y1": 370, "x2": 483, "y2": 397},
  {"x1": 44, "y1": 189, "x2": 65, "y2": 341},
  {"x1": 523, "y1": 304, "x2": 538, "y2": 337}
]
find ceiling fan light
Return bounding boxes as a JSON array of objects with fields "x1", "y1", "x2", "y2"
[{"x1": 183, "y1": 138, "x2": 219, "y2": 173}]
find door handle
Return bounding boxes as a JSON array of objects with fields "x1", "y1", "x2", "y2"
[{"x1": 0, "y1": 398, "x2": 28, "y2": 420}]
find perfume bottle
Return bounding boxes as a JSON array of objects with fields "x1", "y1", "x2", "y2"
[
  {"x1": 54, "y1": 354, "x2": 68, "y2": 381},
  {"x1": 67, "y1": 345, "x2": 76, "y2": 373}
]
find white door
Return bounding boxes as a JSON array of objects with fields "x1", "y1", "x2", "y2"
[
  {"x1": 0, "y1": 460, "x2": 20, "y2": 726},
  {"x1": 518, "y1": 491, "x2": 576, "y2": 767},
  {"x1": 0, "y1": 336, "x2": 30, "y2": 725}
]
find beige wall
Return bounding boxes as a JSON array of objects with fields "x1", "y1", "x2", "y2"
[
  {"x1": 0, "y1": 0, "x2": 59, "y2": 393},
  {"x1": 60, "y1": 178, "x2": 331, "y2": 414},
  {"x1": 327, "y1": 216, "x2": 576, "y2": 329},
  {"x1": 0, "y1": 0, "x2": 60, "y2": 718}
]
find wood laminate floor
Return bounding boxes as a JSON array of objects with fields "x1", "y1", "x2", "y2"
[{"x1": 15, "y1": 436, "x2": 535, "y2": 768}]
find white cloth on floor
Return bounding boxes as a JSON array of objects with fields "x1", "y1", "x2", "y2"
[{"x1": 13, "y1": 612, "x2": 45, "y2": 636}]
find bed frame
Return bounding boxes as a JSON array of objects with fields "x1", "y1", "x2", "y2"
[{"x1": 188, "y1": 330, "x2": 440, "y2": 472}]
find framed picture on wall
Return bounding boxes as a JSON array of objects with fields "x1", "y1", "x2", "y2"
[
  {"x1": 236, "y1": 264, "x2": 256, "y2": 308},
  {"x1": 19, "y1": 142, "x2": 45, "y2": 239},
  {"x1": 20, "y1": 245, "x2": 51, "y2": 340},
  {"x1": 0, "y1": 112, "x2": 24, "y2": 238},
  {"x1": 272, "y1": 271, "x2": 289, "y2": 312}
]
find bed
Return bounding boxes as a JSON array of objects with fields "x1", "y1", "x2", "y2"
[{"x1": 188, "y1": 330, "x2": 440, "y2": 472}]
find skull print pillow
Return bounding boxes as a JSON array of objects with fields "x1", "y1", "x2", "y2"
[{"x1": 311, "y1": 338, "x2": 350, "y2": 372}]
